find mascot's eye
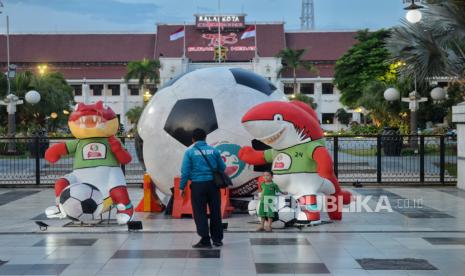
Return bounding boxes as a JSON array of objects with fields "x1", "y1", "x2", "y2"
[{"x1": 273, "y1": 114, "x2": 283, "y2": 121}]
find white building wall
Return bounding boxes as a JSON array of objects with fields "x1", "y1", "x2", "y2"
[{"x1": 66, "y1": 58, "x2": 358, "y2": 132}]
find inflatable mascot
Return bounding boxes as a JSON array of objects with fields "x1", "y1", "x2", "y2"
[
  {"x1": 44, "y1": 101, "x2": 134, "y2": 224},
  {"x1": 238, "y1": 101, "x2": 351, "y2": 223}
]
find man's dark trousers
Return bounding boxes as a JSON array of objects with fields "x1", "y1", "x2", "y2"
[{"x1": 190, "y1": 180, "x2": 223, "y2": 244}]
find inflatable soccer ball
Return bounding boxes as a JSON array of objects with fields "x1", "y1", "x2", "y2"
[
  {"x1": 59, "y1": 183, "x2": 104, "y2": 223},
  {"x1": 137, "y1": 67, "x2": 286, "y2": 202}
]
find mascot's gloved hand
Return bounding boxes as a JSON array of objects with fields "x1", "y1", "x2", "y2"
[
  {"x1": 45, "y1": 143, "x2": 67, "y2": 163},
  {"x1": 108, "y1": 135, "x2": 132, "y2": 165},
  {"x1": 238, "y1": 146, "x2": 267, "y2": 165}
]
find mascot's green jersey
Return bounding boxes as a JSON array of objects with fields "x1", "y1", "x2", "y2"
[
  {"x1": 66, "y1": 138, "x2": 119, "y2": 169},
  {"x1": 264, "y1": 139, "x2": 326, "y2": 175}
]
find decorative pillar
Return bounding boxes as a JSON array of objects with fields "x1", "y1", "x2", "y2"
[
  {"x1": 120, "y1": 80, "x2": 128, "y2": 128},
  {"x1": 452, "y1": 102, "x2": 465, "y2": 190},
  {"x1": 82, "y1": 78, "x2": 90, "y2": 104}
]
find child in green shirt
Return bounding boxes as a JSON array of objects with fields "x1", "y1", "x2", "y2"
[{"x1": 257, "y1": 171, "x2": 285, "y2": 232}]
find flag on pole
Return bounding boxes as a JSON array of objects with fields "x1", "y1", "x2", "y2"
[
  {"x1": 170, "y1": 27, "x2": 185, "y2": 41},
  {"x1": 241, "y1": 25, "x2": 256, "y2": 40}
]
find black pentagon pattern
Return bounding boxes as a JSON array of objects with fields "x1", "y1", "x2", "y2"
[
  {"x1": 82, "y1": 182, "x2": 98, "y2": 191},
  {"x1": 81, "y1": 198, "x2": 98, "y2": 214},
  {"x1": 164, "y1": 99, "x2": 218, "y2": 147},
  {"x1": 59, "y1": 188, "x2": 71, "y2": 204},
  {"x1": 229, "y1": 68, "x2": 277, "y2": 95}
]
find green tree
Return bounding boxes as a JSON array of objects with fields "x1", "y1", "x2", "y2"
[
  {"x1": 288, "y1": 93, "x2": 317, "y2": 109},
  {"x1": 124, "y1": 58, "x2": 161, "y2": 93},
  {"x1": 277, "y1": 48, "x2": 318, "y2": 95},
  {"x1": 125, "y1": 105, "x2": 145, "y2": 132},
  {"x1": 335, "y1": 108, "x2": 352, "y2": 126},
  {"x1": 334, "y1": 29, "x2": 391, "y2": 108},
  {"x1": 0, "y1": 71, "x2": 74, "y2": 133},
  {"x1": 387, "y1": 0, "x2": 465, "y2": 83}
]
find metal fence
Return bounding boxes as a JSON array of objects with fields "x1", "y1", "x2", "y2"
[
  {"x1": 326, "y1": 135, "x2": 456, "y2": 184},
  {"x1": 0, "y1": 137, "x2": 144, "y2": 186},
  {"x1": 0, "y1": 135, "x2": 457, "y2": 186}
]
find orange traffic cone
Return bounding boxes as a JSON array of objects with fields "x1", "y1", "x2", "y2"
[{"x1": 135, "y1": 173, "x2": 164, "y2": 212}]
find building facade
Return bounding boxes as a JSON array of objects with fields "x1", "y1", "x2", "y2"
[{"x1": 0, "y1": 14, "x2": 359, "y2": 131}]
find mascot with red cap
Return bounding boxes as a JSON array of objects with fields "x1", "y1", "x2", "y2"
[
  {"x1": 239, "y1": 101, "x2": 352, "y2": 224},
  {"x1": 44, "y1": 101, "x2": 134, "y2": 224}
]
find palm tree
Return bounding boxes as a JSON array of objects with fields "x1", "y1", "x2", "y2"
[
  {"x1": 125, "y1": 105, "x2": 145, "y2": 128},
  {"x1": 386, "y1": 0, "x2": 465, "y2": 83},
  {"x1": 277, "y1": 48, "x2": 318, "y2": 95},
  {"x1": 124, "y1": 58, "x2": 161, "y2": 94}
]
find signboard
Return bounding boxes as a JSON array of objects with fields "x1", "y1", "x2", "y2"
[
  {"x1": 187, "y1": 32, "x2": 256, "y2": 54},
  {"x1": 195, "y1": 14, "x2": 246, "y2": 30}
]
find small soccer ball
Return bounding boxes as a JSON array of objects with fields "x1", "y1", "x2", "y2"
[
  {"x1": 59, "y1": 183, "x2": 104, "y2": 223},
  {"x1": 249, "y1": 195, "x2": 298, "y2": 229},
  {"x1": 248, "y1": 199, "x2": 258, "y2": 216}
]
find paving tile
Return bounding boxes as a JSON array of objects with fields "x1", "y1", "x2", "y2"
[
  {"x1": 33, "y1": 238, "x2": 97, "y2": 247},
  {"x1": 112, "y1": 249, "x2": 220, "y2": 259},
  {"x1": 250, "y1": 238, "x2": 310, "y2": 245},
  {"x1": 423, "y1": 237, "x2": 465, "y2": 245},
  {"x1": 255, "y1": 262, "x2": 330, "y2": 274},
  {"x1": 0, "y1": 264, "x2": 69, "y2": 275},
  {"x1": 0, "y1": 191, "x2": 40, "y2": 206},
  {"x1": 356, "y1": 258, "x2": 438, "y2": 270}
]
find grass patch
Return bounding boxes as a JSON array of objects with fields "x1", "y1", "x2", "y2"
[
  {"x1": 444, "y1": 163, "x2": 457, "y2": 177},
  {"x1": 340, "y1": 148, "x2": 378, "y2": 156}
]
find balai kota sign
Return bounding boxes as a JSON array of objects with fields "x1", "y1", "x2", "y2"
[{"x1": 195, "y1": 14, "x2": 246, "y2": 30}]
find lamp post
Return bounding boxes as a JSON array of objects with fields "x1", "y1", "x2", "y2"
[
  {"x1": 0, "y1": 90, "x2": 41, "y2": 152},
  {"x1": 404, "y1": 0, "x2": 424, "y2": 24}
]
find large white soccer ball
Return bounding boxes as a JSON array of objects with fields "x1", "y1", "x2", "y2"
[
  {"x1": 59, "y1": 183, "x2": 104, "y2": 223},
  {"x1": 138, "y1": 67, "x2": 287, "y2": 202}
]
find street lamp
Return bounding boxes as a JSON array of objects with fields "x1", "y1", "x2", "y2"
[
  {"x1": 37, "y1": 64, "x2": 48, "y2": 76},
  {"x1": 404, "y1": 0, "x2": 424, "y2": 23},
  {"x1": 0, "y1": 90, "x2": 41, "y2": 153}
]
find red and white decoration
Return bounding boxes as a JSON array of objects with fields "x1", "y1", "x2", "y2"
[
  {"x1": 240, "y1": 25, "x2": 256, "y2": 40},
  {"x1": 170, "y1": 27, "x2": 185, "y2": 41}
]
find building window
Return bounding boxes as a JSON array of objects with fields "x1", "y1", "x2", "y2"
[
  {"x1": 71, "y1": 85, "x2": 82, "y2": 96},
  {"x1": 108, "y1": 84, "x2": 120, "y2": 96},
  {"x1": 128, "y1": 84, "x2": 139, "y2": 96},
  {"x1": 438, "y1": 82, "x2": 448, "y2": 88},
  {"x1": 283, "y1": 83, "x2": 294, "y2": 95},
  {"x1": 300, "y1": 83, "x2": 314, "y2": 94},
  {"x1": 90, "y1": 84, "x2": 103, "y2": 96},
  {"x1": 322, "y1": 113, "x2": 335, "y2": 124},
  {"x1": 322, "y1": 83, "x2": 334, "y2": 94}
]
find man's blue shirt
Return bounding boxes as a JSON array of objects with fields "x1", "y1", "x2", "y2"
[{"x1": 180, "y1": 141, "x2": 226, "y2": 190}]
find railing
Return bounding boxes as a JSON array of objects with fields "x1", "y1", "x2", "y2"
[
  {"x1": 0, "y1": 135, "x2": 457, "y2": 186},
  {"x1": 326, "y1": 135, "x2": 456, "y2": 184},
  {"x1": 0, "y1": 137, "x2": 144, "y2": 186}
]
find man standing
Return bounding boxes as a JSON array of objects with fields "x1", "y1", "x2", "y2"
[{"x1": 180, "y1": 128, "x2": 226, "y2": 248}]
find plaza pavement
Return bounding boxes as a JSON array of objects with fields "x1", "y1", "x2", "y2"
[{"x1": 0, "y1": 187, "x2": 465, "y2": 275}]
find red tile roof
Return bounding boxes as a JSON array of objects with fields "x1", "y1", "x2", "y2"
[
  {"x1": 285, "y1": 31, "x2": 357, "y2": 61},
  {"x1": 0, "y1": 34, "x2": 156, "y2": 63},
  {"x1": 0, "y1": 29, "x2": 357, "y2": 79}
]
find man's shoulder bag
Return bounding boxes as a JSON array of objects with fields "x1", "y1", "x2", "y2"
[{"x1": 194, "y1": 145, "x2": 232, "y2": 189}]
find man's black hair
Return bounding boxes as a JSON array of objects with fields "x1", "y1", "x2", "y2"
[{"x1": 192, "y1": 128, "x2": 207, "y2": 141}]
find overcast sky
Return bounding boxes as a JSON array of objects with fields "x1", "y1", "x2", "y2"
[{"x1": 0, "y1": 0, "x2": 406, "y2": 33}]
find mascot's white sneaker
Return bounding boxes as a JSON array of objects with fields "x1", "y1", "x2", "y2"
[{"x1": 45, "y1": 206, "x2": 67, "y2": 219}]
